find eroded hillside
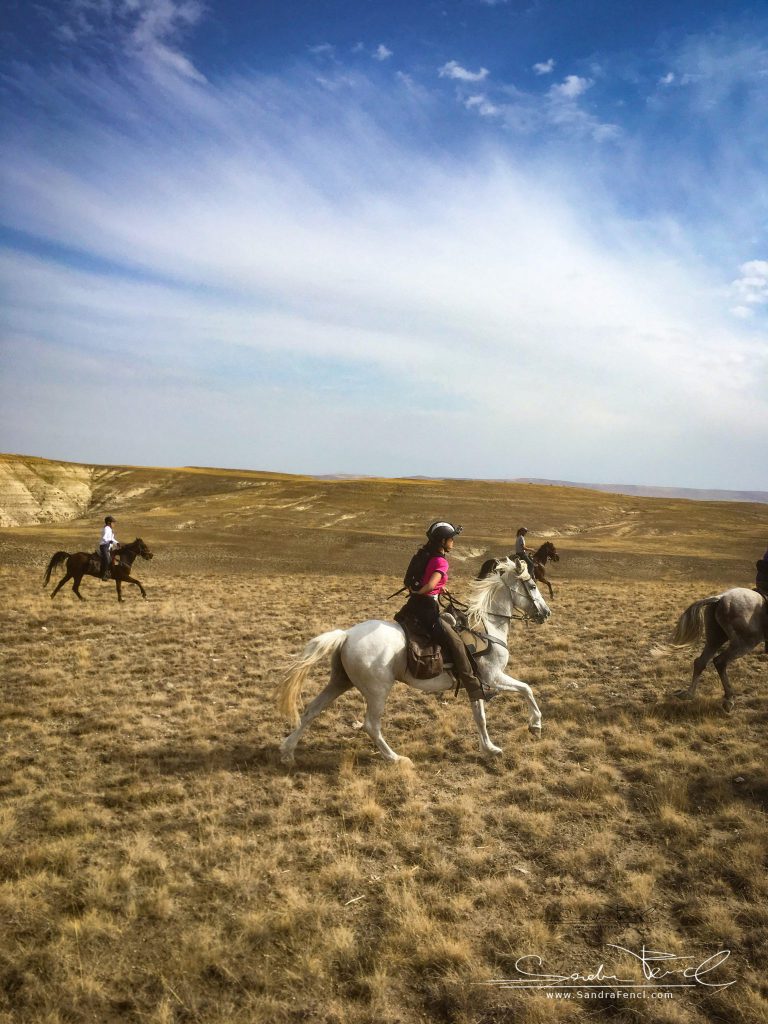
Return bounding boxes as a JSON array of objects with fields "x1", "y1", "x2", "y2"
[{"x1": 0, "y1": 455, "x2": 287, "y2": 527}]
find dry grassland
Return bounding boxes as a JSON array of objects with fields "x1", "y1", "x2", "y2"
[{"x1": 0, "y1": 469, "x2": 767, "y2": 1024}]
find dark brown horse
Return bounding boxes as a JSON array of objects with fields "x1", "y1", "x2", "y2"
[
  {"x1": 478, "y1": 542, "x2": 560, "y2": 597},
  {"x1": 43, "y1": 538, "x2": 153, "y2": 602},
  {"x1": 530, "y1": 541, "x2": 560, "y2": 598}
]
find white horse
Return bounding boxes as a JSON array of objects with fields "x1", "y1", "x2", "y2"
[{"x1": 277, "y1": 558, "x2": 551, "y2": 765}]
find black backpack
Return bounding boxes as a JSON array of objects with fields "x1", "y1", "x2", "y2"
[{"x1": 403, "y1": 545, "x2": 433, "y2": 592}]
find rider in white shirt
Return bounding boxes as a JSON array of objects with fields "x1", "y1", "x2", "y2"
[
  {"x1": 514, "y1": 526, "x2": 536, "y2": 579},
  {"x1": 100, "y1": 516, "x2": 118, "y2": 580}
]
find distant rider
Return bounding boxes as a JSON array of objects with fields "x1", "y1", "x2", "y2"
[
  {"x1": 513, "y1": 526, "x2": 536, "y2": 579},
  {"x1": 99, "y1": 516, "x2": 118, "y2": 580},
  {"x1": 397, "y1": 521, "x2": 494, "y2": 702}
]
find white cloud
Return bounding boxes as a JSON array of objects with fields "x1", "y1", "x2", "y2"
[
  {"x1": 464, "y1": 94, "x2": 500, "y2": 116},
  {"x1": 550, "y1": 74, "x2": 592, "y2": 99},
  {"x1": 732, "y1": 259, "x2": 768, "y2": 306},
  {"x1": 439, "y1": 61, "x2": 489, "y2": 83},
  {"x1": 533, "y1": 59, "x2": 555, "y2": 75},
  {"x1": 659, "y1": 71, "x2": 675, "y2": 85},
  {"x1": 373, "y1": 44, "x2": 393, "y2": 61},
  {"x1": 52, "y1": 0, "x2": 207, "y2": 81}
]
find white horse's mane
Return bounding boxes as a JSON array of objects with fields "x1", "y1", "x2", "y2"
[{"x1": 466, "y1": 557, "x2": 528, "y2": 629}]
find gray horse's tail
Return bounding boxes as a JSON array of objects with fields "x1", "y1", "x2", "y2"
[
  {"x1": 276, "y1": 629, "x2": 347, "y2": 727},
  {"x1": 43, "y1": 551, "x2": 70, "y2": 587},
  {"x1": 668, "y1": 595, "x2": 722, "y2": 648}
]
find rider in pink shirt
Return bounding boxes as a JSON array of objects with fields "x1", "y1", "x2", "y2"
[
  {"x1": 420, "y1": 553, "x2": 449, "y2": 595},
  {"x1": 396, "y1": 521, "x2": 492, "y2": 701}
]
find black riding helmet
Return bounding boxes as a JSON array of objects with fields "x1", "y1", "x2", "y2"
[
  {"x1": 426, "y1": 521, "x2": 463, "y2": 543},
  {"x1": 105, "y1": 516, "x2": 116, "y2": 525}
]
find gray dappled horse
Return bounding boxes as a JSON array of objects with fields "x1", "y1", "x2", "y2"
[
  {"x1": 277, "y1": 558, "x2": 550, "y2": 766},
  {"x1": 666, "y1": 588, "x2": 767, "y2": 710}
]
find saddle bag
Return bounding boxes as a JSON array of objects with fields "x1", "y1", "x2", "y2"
[
  {"x1": 404, "y1": 638, "x2": 444, "y2": 680},
  {"x1": 395, "y1": 605, "x2": 445, "y2": 680}
]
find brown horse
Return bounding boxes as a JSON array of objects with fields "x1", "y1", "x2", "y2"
[
  {"x1": 664, "y1": 588, "x2": 767, "y2": 711},
  {"x1": 480, "y1": 542, "x2": 560, "y2": 596},
  {"x1": 43, "y1": 538, "x2": 153, "y2": 602},
  {"x1": 529, "y1": 541, "x2": 560, "y2": 598}
]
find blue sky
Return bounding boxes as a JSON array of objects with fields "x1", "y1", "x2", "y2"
[{"x1": 1, "y1": 1, "x2": 767, "y2": 488}]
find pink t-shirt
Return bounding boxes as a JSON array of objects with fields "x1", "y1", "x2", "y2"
[{"x1": 421, "y1": 555, "x2": 449, "y2": 595}]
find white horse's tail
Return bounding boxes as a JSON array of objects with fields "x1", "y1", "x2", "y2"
[
  {"x1": 667, "y1": 596, "x2": 721, "y2": 648},
  {"x1": 276, "y1": 629, "x2": 347, "y2": 726}
]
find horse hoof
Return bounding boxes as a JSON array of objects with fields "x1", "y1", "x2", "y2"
[
  {"x1": 673, "y1": 689, "x2": 692, "y2": 701},
  {"x1": 722, "y1": 699, "x2": 735, "y2": 714},
  {"x1": 394, "y1": 756, "x2": 414, "y2": 769},
  {"x1": 528, "y1": 725, "x2": 542, "y2": 739},
  {"x1": 280, "y1": 748, "x2": 295, "y2": 765},
  {"x1": 486, "y1": 745, "x2": 503, "y2": 757}
]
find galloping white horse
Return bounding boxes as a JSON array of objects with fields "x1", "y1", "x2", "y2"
[{"x1": 277, "y1": 558, "x2": 550, "y2": 765}]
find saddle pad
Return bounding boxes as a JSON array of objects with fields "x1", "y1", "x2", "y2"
[{"x1": 459, "y1": 628, "x2": 490, "y2": 657}]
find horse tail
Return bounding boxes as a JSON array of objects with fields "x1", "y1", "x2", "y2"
[
  {"x1": 668, "y1": 596, "x2": 722, "y2": 647},
  {"x1": 276, "y1": 629, "x2": 348, "y2": 727},
  {"x1": 43, "y1": 551, "x2": 70, "y2": 587}
]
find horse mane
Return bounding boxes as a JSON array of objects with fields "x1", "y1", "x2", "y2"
[{"x1": 466, "y1": 557, "x2": 525, "y2": 629}]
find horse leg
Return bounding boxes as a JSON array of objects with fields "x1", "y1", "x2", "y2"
[
  {"x1": 712, "y1": 643, "x2": 750, "y2": 712},
  {"x1": 534, "y1": 566, "x2": 554, "y2": 599},
  {"x1": 122, "y1": 574, "x2": 147, "y2": 599},
  {"x1": 280, "y1": 652, "x2": 353, "y2": 764},
  {"x1": 675, "y1": 606, "x2": 725, "y2": 700},
  {"x1": 115, "y1": 579, "x2": 124, "y2": 602},
  {"x1": 50, "y1": 573, "x2": 72, "y2": 600},
  {"x1": 360, "y1": 682, "x2": 410, "y2": 765},
  {"x1": 493, "y1": 671, "x2": 543, "y2": 736},
  {"x1": 72, "y1": 573, "x2": 86, "y2": 601},
  {"x1": 676, "y1": 645, "x2": 717, "y2": 700},
  {"x1": 470, "y1": 700, "x2": 503, "y2": 757}
]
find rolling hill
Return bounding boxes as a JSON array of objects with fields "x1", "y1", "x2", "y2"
[{"x1": 0, "y1": 452, "x2": 764, "y2": 584}]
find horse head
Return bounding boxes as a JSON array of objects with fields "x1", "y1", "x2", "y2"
[
  {"x1": 544, "y1": 541, "x2": 560, "y2": 562},
  {"x1": 502, "y1": 558, "x2": 550, "y2": 623},
  {"x1": 133, "y1": 538, "x2": 154, "y2": 560},
  {"x1": 469, "y1": 557, "x2": 550, "y2": 625}
]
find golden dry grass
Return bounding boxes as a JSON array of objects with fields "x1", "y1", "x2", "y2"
[{"x1": 1, "y1": 468, "x2": 767, "y2": 1023}]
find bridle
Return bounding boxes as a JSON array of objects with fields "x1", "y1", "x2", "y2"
[{"x1": 485, "y1": 569, "x2": 544, "y2": 626}]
